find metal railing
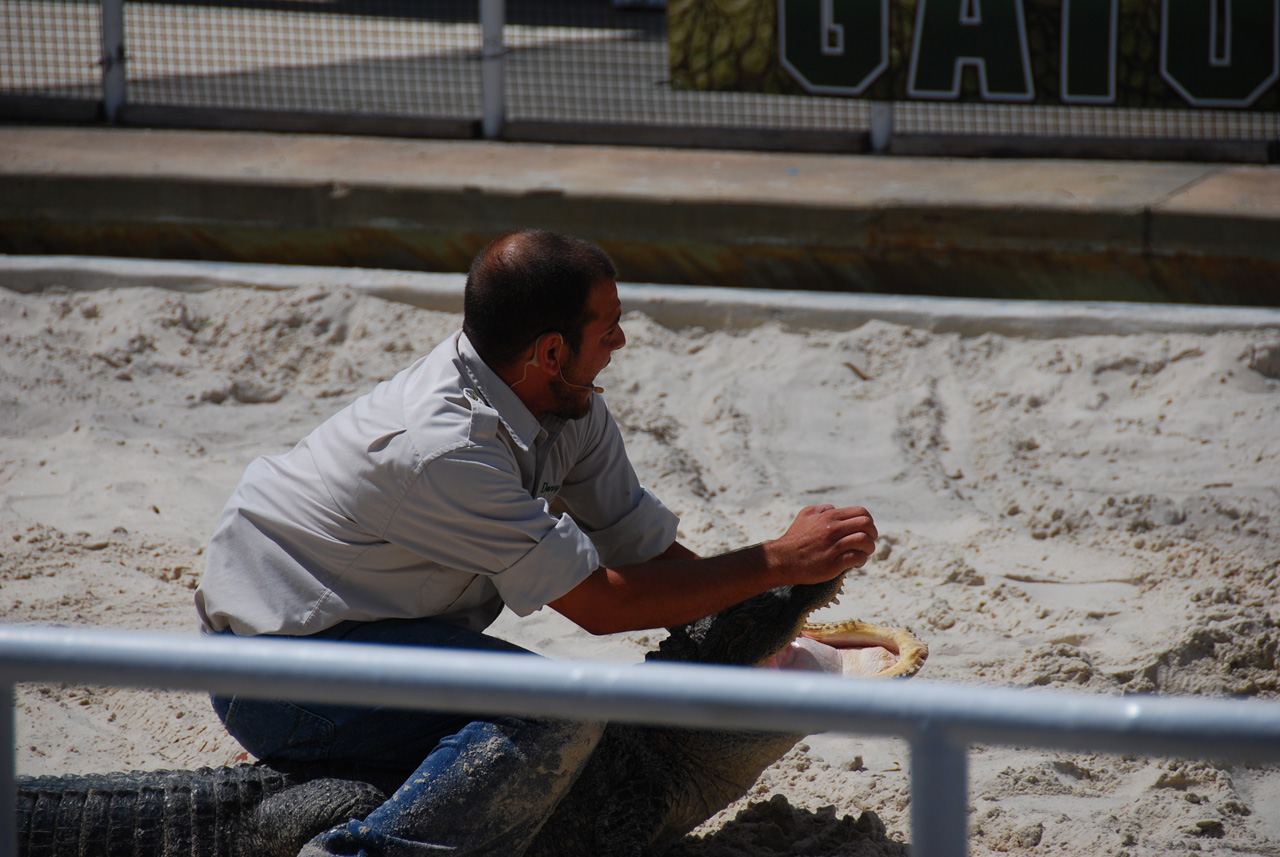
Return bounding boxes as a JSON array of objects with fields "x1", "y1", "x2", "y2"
[
  {"x1": 4, "y1": 624, "x2": 1280, "y2": 857},
  {"x1": 2, "y1": 0, "x2": 1278, "y2": 158}
]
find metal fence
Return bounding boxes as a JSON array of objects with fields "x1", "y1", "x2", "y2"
[
  {"x1": 4, "y1": 624, "x2": 1280, "y2": 857},
  {"x1": 2, "y1": 0, "x2": 1278, "y2": 158}
]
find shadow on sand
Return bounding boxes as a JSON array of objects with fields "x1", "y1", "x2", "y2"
[{"x1": 668, "y1": 794, "x2": 909, "y2": 857}]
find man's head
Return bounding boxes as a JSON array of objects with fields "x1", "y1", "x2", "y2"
[
  {"x1": 464, "y1": 230, "x2": 625, "y2": 420},
  {"x1": 464, "y1": 230, "x2": 617, "y2": 370}
]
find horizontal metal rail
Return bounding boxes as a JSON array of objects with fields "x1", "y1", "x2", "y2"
[{"x1": 3, "y1": 625, "x2": 1279, "y2": 856}]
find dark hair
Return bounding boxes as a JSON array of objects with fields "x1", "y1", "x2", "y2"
[{"x1": 463, "y1": 230, "x2": 617, "y2": 369}]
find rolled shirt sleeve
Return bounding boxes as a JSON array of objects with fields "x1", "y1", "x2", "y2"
[
  {"x1": 386, "y1": 449, "x2": 603, "y2": 617},
  {"x1": 550, "y1": 398, "x2": 679, "y2": 568}
]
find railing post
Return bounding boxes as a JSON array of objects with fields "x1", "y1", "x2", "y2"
[
  {"x1": 869, "y1": 100, "x2": 893, "y2": 153},
  {"x1": 479, "y1": 0, "x2": 505, "y2": 138},
  {"x1": 100, "y1": 0, "x2": 126, "y2": 122},
  {"x1": 1, "y1": 682, "x2": 15, "y2": 857},
  {"x1": 911, "y1": 720, "x2": 969, "y2": 857}
]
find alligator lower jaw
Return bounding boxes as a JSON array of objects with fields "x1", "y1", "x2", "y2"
[{"x1": 762, "y1": 619, "x2": 930, "y2": 679}]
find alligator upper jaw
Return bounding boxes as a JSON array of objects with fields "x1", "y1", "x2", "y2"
[{"x1": 760, "y1": 619, "x2": 929, "y2": 679}]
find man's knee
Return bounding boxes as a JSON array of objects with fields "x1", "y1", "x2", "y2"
[
  {"x1": 547, "y1": 717, "x2": 606, "y2": 760},
  {"x1": 510, "y1": 716, "x2": 605, "y2": 778}
]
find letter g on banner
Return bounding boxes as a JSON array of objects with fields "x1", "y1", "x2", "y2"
[
  {"x1": 1160, "y1": 0, "x2": 1279, "y2": 107},
  {"x1": 779, "y1": 0, "x2": 889, "y2": 95}
]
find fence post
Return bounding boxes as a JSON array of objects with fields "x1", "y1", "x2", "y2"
[
  {"x1": 100, "y1": 0, "x2": 126, "y2": 122},
  {"x1": 910, "y1": 720, "x2": 969, "y2": 857},
  {"x1": 869, "y1": 101, "x2": 893, "y2": 152},
  {"x1": 479, "y1": 0, "x2": 505, "y2": 138},
  {"x1": 1, "y1": 682, "x2": 15, "y2": 857}
]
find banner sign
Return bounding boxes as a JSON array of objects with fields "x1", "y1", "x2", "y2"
[{"x1": 668, "y1": 0, "x2": 1280, "y2": 109}]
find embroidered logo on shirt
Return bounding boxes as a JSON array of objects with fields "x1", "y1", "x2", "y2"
[{"x1": 539, "y1": 481, "x2": 561, "y2": 496}]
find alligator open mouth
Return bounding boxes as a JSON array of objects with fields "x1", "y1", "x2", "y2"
[{"x1": 764, "y1": 619, "x2": 929, "y2": 679}]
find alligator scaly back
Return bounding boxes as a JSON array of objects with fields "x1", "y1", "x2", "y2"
[{"x1": 17, "y1": 763, "x2": 390, "y2": 857}]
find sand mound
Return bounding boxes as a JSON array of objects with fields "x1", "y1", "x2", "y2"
[{"x1": 3, "y1": 278, "x2": 1278, "y2": 856}]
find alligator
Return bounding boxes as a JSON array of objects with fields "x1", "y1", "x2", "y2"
[{"x1": 17, "y1": 574, "x2": 926, "y2": 857}]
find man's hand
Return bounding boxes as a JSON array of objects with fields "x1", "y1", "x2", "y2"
[
  {"x1": 550, "y1": 505, "x2": 877, "y2": 636},
  {"x1": 763, "y1": 505, "x2": 877, "y2": 585}
]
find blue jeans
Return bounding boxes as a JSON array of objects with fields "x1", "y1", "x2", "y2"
[{"x1": 211, "y1": 618, "x2": 604, "y2": 857}]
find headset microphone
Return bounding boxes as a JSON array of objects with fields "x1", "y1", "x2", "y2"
[
  {"x1": 523, "y1": 334, "x2": 603, "y2": 394},
  {"x1": 520, "y1": 352, "x2": 603, "y2": 394},
  {"x1": 560, "y1": 371, "x2": 604, "y2": 395}
]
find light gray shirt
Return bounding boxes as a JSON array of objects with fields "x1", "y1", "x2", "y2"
[{"x1": 196, "y1": 331, "x2": 678, "y2": 636}]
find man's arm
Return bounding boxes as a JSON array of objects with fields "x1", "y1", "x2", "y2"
[
  {"x1": 549, "y1": 504, "x2": 876, "y2": 635},
  {"x1": 648, "y1": 540, "x2": 700, "y2": 562}
]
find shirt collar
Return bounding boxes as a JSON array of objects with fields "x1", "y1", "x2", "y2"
[{"x1": 456, "y1": 332, "x2": 558, "y2": 452}]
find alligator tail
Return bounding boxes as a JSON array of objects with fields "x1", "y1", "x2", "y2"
[{"x1": 17, "y1": 763, "x2": 388, "y2": 857}]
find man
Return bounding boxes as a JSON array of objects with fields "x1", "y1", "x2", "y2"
[{"x1": 195, "y1": 229, "x2": 877, "y2": 857}]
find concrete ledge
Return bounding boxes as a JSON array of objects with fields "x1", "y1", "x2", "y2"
[
  {"x1": 3, "y1": 128, "x2": 1279, "y2": 307},
  {"x1": 5, "y1": 255, "x2": 1277, "y2": 338}
]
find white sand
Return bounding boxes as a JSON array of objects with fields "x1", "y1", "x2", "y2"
[{"x1": 2, "y1": 272, "x2": 1278, "y2": 855}]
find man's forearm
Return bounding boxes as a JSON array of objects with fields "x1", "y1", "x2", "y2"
[
  {"x1": 550, "y1": 543, "x2": 785, "y2": 635},
  {"x1": 649, "y1": 540, "x2": 700, "y2": 563}
]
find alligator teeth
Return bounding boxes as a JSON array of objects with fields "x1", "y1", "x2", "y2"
[{"x1": 800, "y1": 619, "x2": 929, "y2": 679}]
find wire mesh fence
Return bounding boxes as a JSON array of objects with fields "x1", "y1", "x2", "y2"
[
  {"x1": 501, "y1": 0, "x2": 872, "y2": 130},
  {"x1": 1, "y1": 0, "x2": 103, "y2": 100},
  {"x1": 893, "y1": 99, "x2": 1280, "y2": 141},
  {"x1": 122, "y1": 0, "x2": 483, "y2": 118},
  {"x1": 1, "y1": 0, "x2": 1278, "y2": 155}
]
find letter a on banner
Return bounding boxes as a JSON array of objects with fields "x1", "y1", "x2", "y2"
[
  {"x1": 1160, "y1": 0, "x2": 1279, "y2": 107},
  {"x1": 908, "y1": 0, "x2": 1036, "y2": 100},
  {"x1": 779, "y1": 0, "x2": 889, "y2": 95}
]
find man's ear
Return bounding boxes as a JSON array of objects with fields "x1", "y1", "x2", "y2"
[
  {"x1": 533, "y1": 333, "x2": 563, "y2": 374},
  {"x1": 535, "y1": 335, "x2": 565, "y2": 373}
]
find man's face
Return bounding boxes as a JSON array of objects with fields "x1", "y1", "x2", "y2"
[{"x1": 549, "y1": 279, "x2": 626, "y2": 420}]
